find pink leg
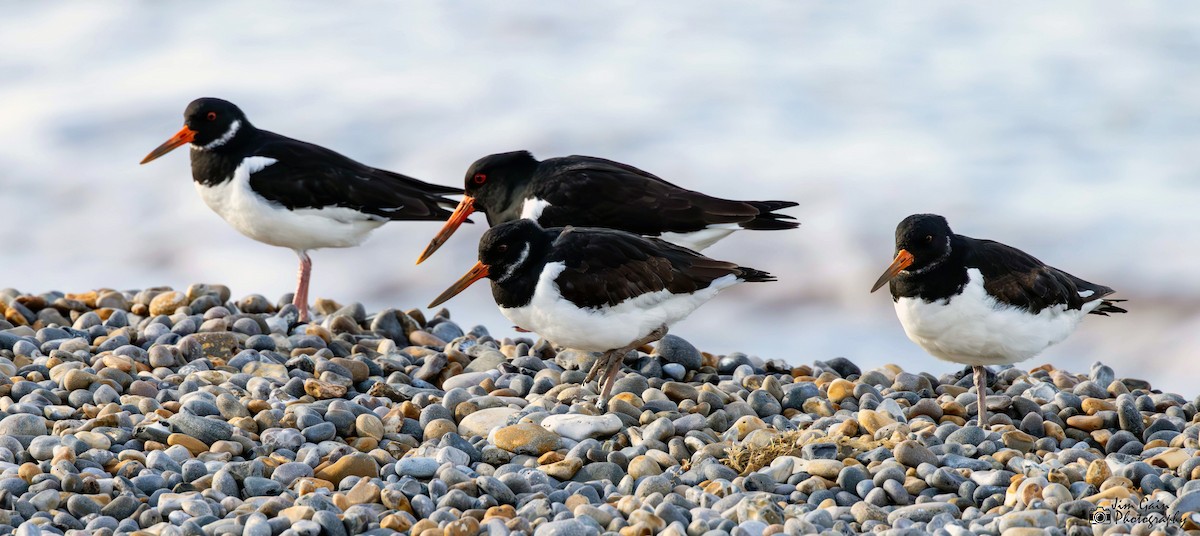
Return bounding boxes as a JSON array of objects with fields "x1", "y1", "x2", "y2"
[
  {"x1": 596, "y1": 325, "x2": 669, "y2": 409},
  {"x1": 975, "y1": 365, "x2": 988, "y2": 428},
  {"x1": 294, "y1": 250, "x2": 312, "y2": 323}
]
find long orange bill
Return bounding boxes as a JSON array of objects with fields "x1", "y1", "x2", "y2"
[
  {"x1": 140, "y1": 126, "x2": 197, "y2": 164},
  {"x1": 416, "y1": 196, "x2": 475, "y2": 264},
  {"x1": 870, "y1": 249, "x2": 914, "y2": 293},
  {"x1": 428, "y1": 261, "x2": 490, "y2": 308}
]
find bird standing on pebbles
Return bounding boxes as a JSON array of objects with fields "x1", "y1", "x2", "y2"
[
  {"x1": 428, "y1": 219, "x2": 775, "y2": 407},
  {"x1": 140, "y1": 98, "x2": 462, "y2": 322},
  {"x1": 415, "y1": 150, "x2": 799, "y2": 263},
  {"x1": 871, "y1": 214, "x2": 1126, "y2": 427}
]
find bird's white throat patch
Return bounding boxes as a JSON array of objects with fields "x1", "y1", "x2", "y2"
[
  {"x1": 520, "y1": 198, "x2": 550, "y2": 221},
  {"x1": 901, "y1": 237, "x2": 952, "y2": 276},
  {"x1": 496, "y1": 243, "x2": 531, "y2": 283},
  {"x1": 192, "y1": 119, "x2": 242, "y2": 151}
]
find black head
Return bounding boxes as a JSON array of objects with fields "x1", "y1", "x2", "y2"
[
  {"x1": 477, "y1": 219, "x2": 552, "y2": 280},
  {"x1": 871, "y1": 214, "x2": 955, "y2": 292},
  {"x1": 414, "y1": 150, "x2": 541, "y2": 264},
  {"x1": 140, "y1": 98, "x2": 253, "y2": 164},
  {"x1": 428, "y1": 219, "x2": 553, "y2": 307},
  {"x1": 182, "y1": 98, "x2": 250, "y2": 149},
  {"x1": 462, "y1": 150, "x2": 540, "y2": 208}
]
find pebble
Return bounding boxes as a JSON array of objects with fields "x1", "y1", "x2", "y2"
[
  {"x1": 540, "y1": 413, "x2": 623, "y2": 441},
  {"x1": 0, "y1": 286, "x2": 1186, "y2": 536},
  {"x1": 494, "y1": 423, "x2": 561, "y2": 455}
]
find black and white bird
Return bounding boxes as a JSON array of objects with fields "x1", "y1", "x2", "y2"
[
  {"x1": 415, "y1": 150, "x2": 798, "y2": 263},
  {"x1": 140, "y1": 98, "x2": 461, "y2": 322},
  {"x1": 870, "y1": 214, "x2": 1126, "y2": 427},
  {"x1": 428, "y1": 219, "x2": 775, "y2": 407}
]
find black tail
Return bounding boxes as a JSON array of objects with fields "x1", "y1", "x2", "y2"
[
  {"x1": 740, "y1": 200, "x2": 800, "y2": 231},
  {"x1": 735, "y1": 266, "x2": 777, "y2": 283},
  {"x1": 1090, "y1": 299, "x2": 1128, "y2": 316}
]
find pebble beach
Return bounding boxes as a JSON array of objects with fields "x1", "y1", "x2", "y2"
[{"x1": 0, "y1": 284, "x2": 1194, "y2": 536}]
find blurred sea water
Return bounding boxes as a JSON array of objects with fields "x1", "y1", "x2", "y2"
[{"x1": 1, "y1": 2, "x2": 1197, "y2": 394}]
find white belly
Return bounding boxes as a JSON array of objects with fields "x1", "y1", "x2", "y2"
[
  {"x1": 500, "y1": 262, "x2": 739, "y2": 351},
  {"x1": 196, "y1": 157, "x2": 385, "y2": 251},
  {"x1": 894, "y1": 268, "x2": 1100, "y2": 366}
]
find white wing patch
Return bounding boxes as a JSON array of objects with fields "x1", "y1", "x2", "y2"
[
  {"x1": 500, "y1": 261, "x2": 741, "y2": 351},
  {"x1": 1078, "y1": 289, "x2": 1094, "y2": 298},
  {"x1": 893, "y1": 268, "x2": 1102, "y2": 366},
  {"x1": 659, "y1": 224, "x2": 740, "y2": 251},
  {"x1": 195, "y1": 156, "x2": 385, "y2": 250}
]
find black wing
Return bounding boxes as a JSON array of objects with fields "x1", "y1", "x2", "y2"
[
  {"x1": 548, "y1": 226, "x2": 774, "y2": 309},
  {"x1": 531, "y1": 156, "x2": 797, "y2": 234},
  {"x1": 964, "y1": 236, "x2": 1124, "y2": 315},
  {"x1": 249, "y1": 132, "x2": 461, "y2": 220}
]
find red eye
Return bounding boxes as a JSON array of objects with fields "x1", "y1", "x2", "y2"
[
  {"x1": 472, "y1": 173, "x2": 487, "y2": 185},
  {"x1": 206, "y1": 112, "x2": 217, "y2": 121}
]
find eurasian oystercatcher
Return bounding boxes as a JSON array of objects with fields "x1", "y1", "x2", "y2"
[
  {"x1": 415, "y1": 150, "x2": 798, "y2": 263},
  {"x1": 428, "y1": 219, "x2": 775, "y2": 406},
  {"x1": 140, "y1": 98, "x2": 462, "y2": 322},
  {"x1": 870, "y1": 214, "x2": 1126, "y2": 427}
]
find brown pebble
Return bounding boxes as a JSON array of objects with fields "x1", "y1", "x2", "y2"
[
  {"x1": 484, "y1": 505, "x2": 516, "y2": 520},
  {"x1": 1081, "y1": 398, "x2": 1115, "y2": 415},
  {"x1": 1002, "y1": 430, "x2": 1035, "y2": 452},
  {"x1": 445, "y1": 518, "x2": 479, "y2": 536},
  {"x1": 826, "y1": 379, "x2": 855, "y2": 402},
  {"x1": 304, "y1": 379, "x2": 347, "y2": 399},
  {"x1": 380, "y1": 514, "x2": 411, "y2": 532},
  {"x1": 1065, "y1": 414, "x2": 1104, "y2": 432},
  {"x1": 940, "y1": 401, "x2": 967, "y2": 418},
  {"x1": 408, "y1": 330, "x2": 447, "y2": 347},
  {"x1": 1043, "y1": 421, "x2": 1066, "y2": 441},
  {"x1": 168, "y1": 433, "x2": 208, "y2": 456},
  {"x1": 424, "y1": 419, "x2": 457, "y2": 441}
]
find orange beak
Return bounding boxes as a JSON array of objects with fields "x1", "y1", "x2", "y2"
[
  {"x1": 870, "y1": 249, "x2": 914, "y2": 293},
  {"x1": 140, "y1": 126, "x2": 197, "y2": 164},
  {"x1": 416, "y1": 196, "x2": 475, "y2": 264},
  {"x1": 428, "y1": 261, "x2": 490, "y2": 308}
]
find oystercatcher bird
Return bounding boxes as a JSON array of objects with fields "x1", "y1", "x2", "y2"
[
  {"x1": 870, "y1": 214, "x2": 1126, "y2": 427},
  {"x1": 428, "y1": 219, "x2": 775, "y2": 406},
  {"x1": 415, "y1": 150, "x2": 798, "y2": 263},
  {"x1": 140, "y1": 98, "x2": 461, "y2": 322}
]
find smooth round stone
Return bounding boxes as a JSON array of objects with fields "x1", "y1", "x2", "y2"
[
  {"x1": 945, "y1": 426, "x2": 985, "y2": 445},
  {"x1": 894, "y1": 440, "x2": 937, "y2": 467},
  {"x1": 261, "y1": 429, "x2": 304, "y2": 451},
  {"x1": 653, "y1": 335, "x2": 702, "y2": 371},
  {"x1": 244, "y1": 476, "x2": 283, "y2": 497},
  {"x1": 302, "y1": 422, "x2": 337, "y2": 443},
  {"x1": 747, "y1": 390, "x2": 782, "y2": 418},
  {"x1": 395, "y1": 457, "x2": 439, "y2": 479},
  {"x1": 661, "y1": 363, "x2": 687, "y2": 381},
  {"x1": 781, "y1": 383, "x2": 820, "y2": 410},
  {"x1": 0, "y1": 414, "x2": 47, "y2": 436},
  {"x1": 458, "y1": 407, "x2": 518, "y2": 439},
  {"x1": 540, "y1": 414, "x2": 622, "y2": 442}
]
